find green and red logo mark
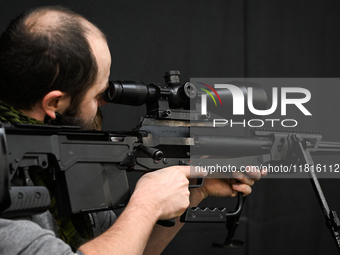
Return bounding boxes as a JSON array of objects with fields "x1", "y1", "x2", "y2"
[{"x1": 196, "y1": 82, "x2": 222, "y2": 107}]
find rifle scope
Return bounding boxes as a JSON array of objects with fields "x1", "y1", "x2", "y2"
[
  {"x1": 102, "y1": 71, "x2": 268, "y2": 119},
  {"x1": 102, "y1": 71, "x2": 195, "y2": 110}
]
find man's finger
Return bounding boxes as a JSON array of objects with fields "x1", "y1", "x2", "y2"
[
  {"x1": 188, "y1": 165, "x2": 208, "y2": 178},
  {"x1": 232, "y1": 183, "x2": 252, "y2": 196},
  {"x1": 233, "y1": 171, "x2": 255, "y2": 186},
  {"x1": 244, "y1": 166, "x2": 262, "y2": 180}
]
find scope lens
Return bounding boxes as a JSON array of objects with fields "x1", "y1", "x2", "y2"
[
  {"x1": 106, "y1": 81, "x2": 115, "y2": 100},
  {"x1": 102, "y1": 81, "x2": 122, "y2": 103}
]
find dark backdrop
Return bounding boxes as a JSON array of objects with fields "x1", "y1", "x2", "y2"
[{"x1": 1, "y1": 1, "x2": 340, "y2": 254}]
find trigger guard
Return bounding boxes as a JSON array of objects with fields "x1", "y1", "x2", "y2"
[{"x1": 189, "y1": 178, "x2": 204, "y2": 188}]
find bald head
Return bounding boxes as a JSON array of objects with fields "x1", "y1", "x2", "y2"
[
  {"x1": 24, "y1": 7, "x2": 106, "y2": 42},
  {"x1": 0, "y1": 6, "x2": 106, "y2": 111}
]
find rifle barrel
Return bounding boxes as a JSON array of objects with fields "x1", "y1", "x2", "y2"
[
  {"x1": 313, "y1": 141, "x2": 340, "y2": 155},
  {"x1": 194, "y1": 135, "x2": 272, "y2": 156}
]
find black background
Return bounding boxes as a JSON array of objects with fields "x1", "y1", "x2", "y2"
[{"x1": 1, "y1": 1, "x2": 340, "y2": 254}]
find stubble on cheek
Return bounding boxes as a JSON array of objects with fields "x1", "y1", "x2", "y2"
[
  {"x1": 91, "y1": 108, "x2": 103, "y2": 130},
  {"x1": 60, "y1": 108, "x2": 103, "y2": 130}
]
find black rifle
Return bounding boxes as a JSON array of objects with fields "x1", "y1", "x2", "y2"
[{"x1": 1, "y1": 71, "x2": 340, "y2": 251}]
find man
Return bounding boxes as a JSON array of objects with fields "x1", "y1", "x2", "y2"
[{"x1": 0, "y1": 6, "x2": 266, "y2": 255}]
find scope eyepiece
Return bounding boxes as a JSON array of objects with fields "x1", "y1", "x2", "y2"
[{"x1": 102, "y1": 80, "x2": 159, "y2": 106}]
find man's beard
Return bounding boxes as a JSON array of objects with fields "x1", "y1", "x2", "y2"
[{"x1": 60, "y1": 107, "x2": 103, "y2": 130}]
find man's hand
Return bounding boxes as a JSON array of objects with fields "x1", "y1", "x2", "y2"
[
  {"x1": 189, "y1": 166, "x2": 267, "y2": 206},
  {"x1": 130, "y1": 166, "x2": 205, "y2": 221},
  {"x1": 80, "y1": 166, "x2": 201, "y2": 255},
  {"x1": 137, "y1": 166, "x2": 265, "y2": 255}
]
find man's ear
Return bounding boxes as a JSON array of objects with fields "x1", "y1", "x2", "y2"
[{"x1": 42, "y1": 91, "x2": 70, "y2": 119}]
